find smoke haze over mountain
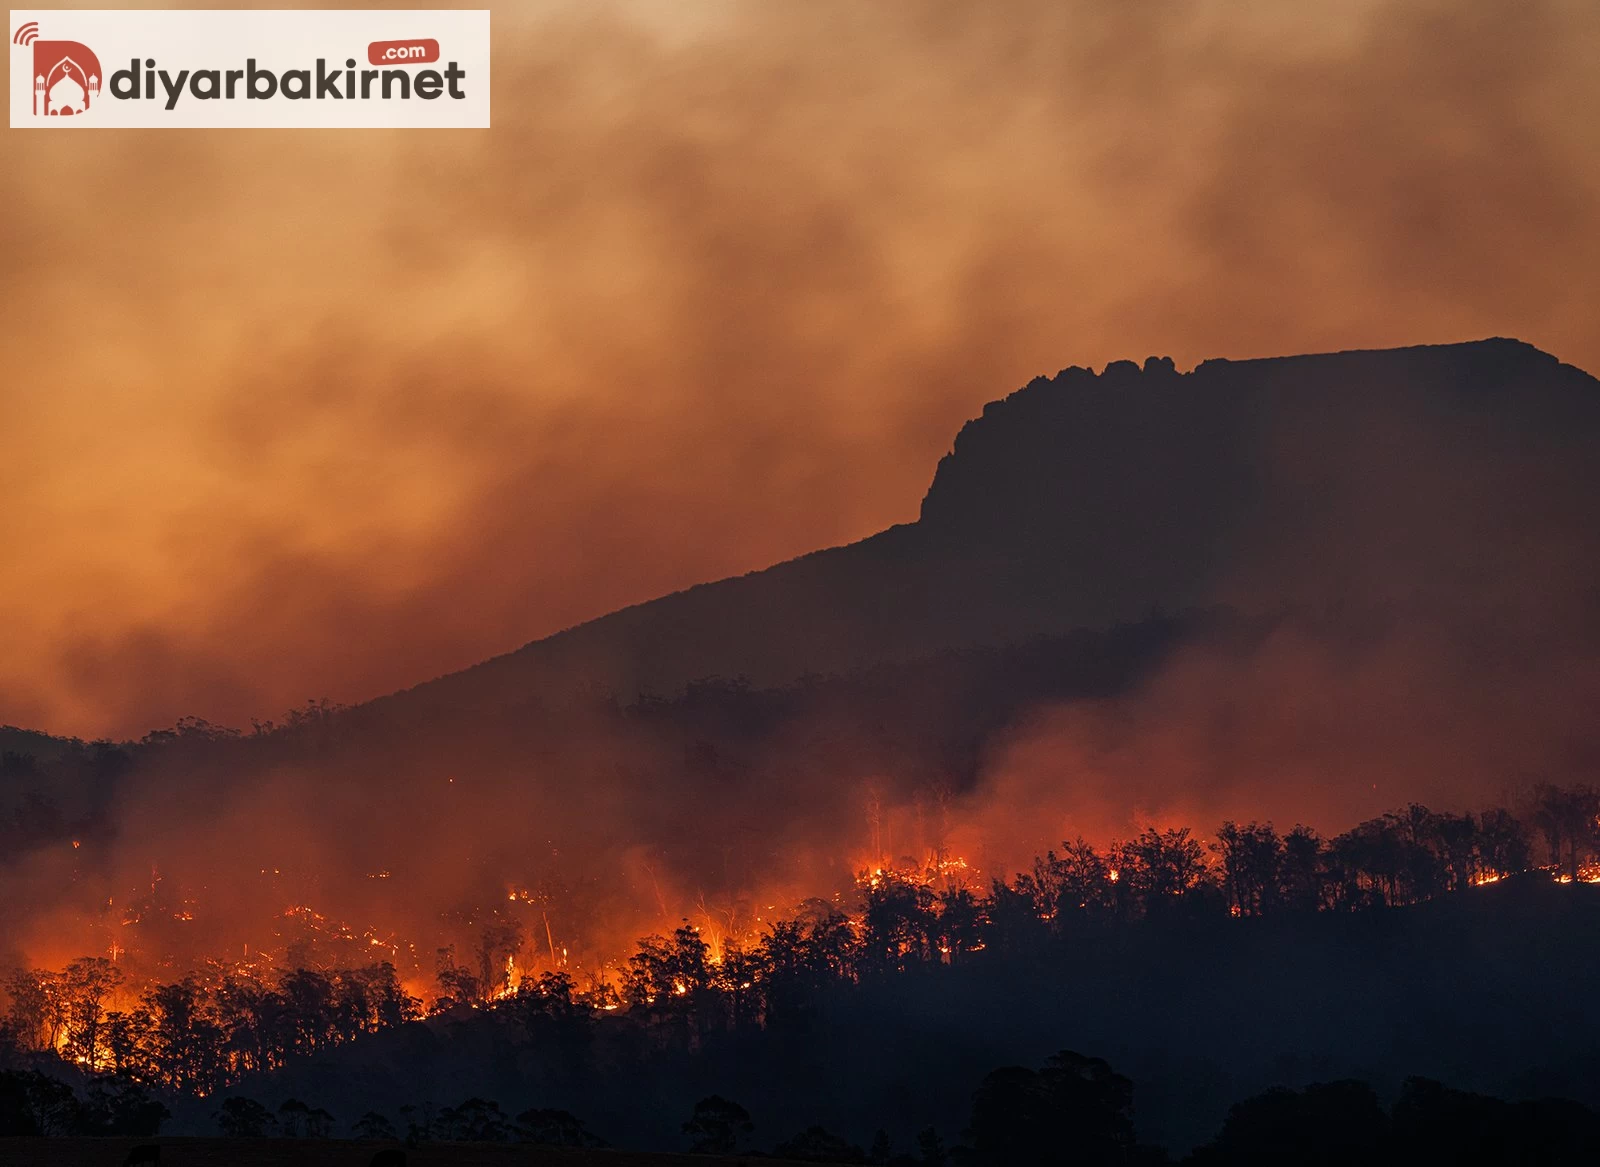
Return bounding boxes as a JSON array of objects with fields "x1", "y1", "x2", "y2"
[{"x1": 4, "y1": 0, "x2": 1599, "y2": 738}]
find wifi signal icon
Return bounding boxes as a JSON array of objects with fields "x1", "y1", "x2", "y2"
[{"x1": 13, "y1": 21, "x2": 40, "y2": 47}]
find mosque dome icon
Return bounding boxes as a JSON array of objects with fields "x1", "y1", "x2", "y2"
[{"x1": 31, "y1": 39, "x2": 103, "y2": 117}]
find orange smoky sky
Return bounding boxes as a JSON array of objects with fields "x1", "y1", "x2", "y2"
[{"x1": 2, "y1": 0, "x2": 1598, "y2": 740}]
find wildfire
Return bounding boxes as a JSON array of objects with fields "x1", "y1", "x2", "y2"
[
  {"x1": 491, "y1": 955, "x2": 519, "y2": 1001},
  {"x1": 862, "y1": 853, "x2": 979, "y2": 893},
  {"x1": 1553, "y1": 868, "x2": 1600, "y2": 884},
  {"x1": 23, "y1": 792, "x2": 1600, "y2": 1048}
]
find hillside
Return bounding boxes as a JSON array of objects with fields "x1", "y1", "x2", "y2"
[{"x1": 360, "y1": 338, "x2": 1600, "y2": 726}]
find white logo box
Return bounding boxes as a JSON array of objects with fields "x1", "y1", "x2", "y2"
[{"x1": 11, "y1": 9, "x2": 490, "y2": 128}]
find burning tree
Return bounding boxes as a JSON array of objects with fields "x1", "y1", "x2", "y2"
[{"x1": 1530, "y1": 784, "x2": 1600, "y2": 880}]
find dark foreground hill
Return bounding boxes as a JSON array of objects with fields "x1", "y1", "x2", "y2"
[{"x1": 362, "y1": 337, "x2": 1600, "y2": 726}]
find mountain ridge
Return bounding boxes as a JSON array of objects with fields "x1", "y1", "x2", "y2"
[{"x1": 355, "y1": 336, "x2": 1598, "y2": 726}]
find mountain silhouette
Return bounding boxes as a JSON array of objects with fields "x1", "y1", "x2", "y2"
[{"x1": 361, "y1": 337, "x2": 1600, "y2": 726}]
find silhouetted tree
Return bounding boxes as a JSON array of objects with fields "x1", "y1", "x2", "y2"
[
  {"x1": 712, "y1": 940, "x2": 763, "y2": 1031},
  {"x1": 438, "y1": 1097, "x2": 508, "y2": 1141},
  {"x1": 861, "y1": 874, "x2": 936, "y2": 973},
  {"x1": 103, "y1": 1008, "x2": 153, "y2": 1081},
  {"x1": 215, "y1": 1095, "x2": 276, "y2": 1137},
  {"x1": 4, "y1": 970, "x2": 59, "y2": 1053},
  {"x1": 434, "y1": 946, "x2": 482, "y2": 1010},
  {"x1": 934, "y1": 888, "x2": 985, "y2": 962},
  {"x1": 1429, "y1": 811, "x2": 1481, "y2": 891},
  {"x1": 1383, "y1": 1077, "x2": 1600, "y2": 1164},
  {"x1": 399, "y1": 1102, "x2": 434, "y2": 1145},
  {"x1": 684, "y1": 1094, "x2": 754, "y2": 1154},
  {"x1": 1475, "y1": 807, "x2": 1531, "y2": 878},
  {"x1": 278, "y1": 1097, "x2": 311, "y2": 1137},
  {"x1": 1188, "y1": 1080, "x2": 1386, "y2": 1166},
  {"x1": 1531, "y1": 784, "x2": 1600, "y2": 879},
  {"x1": 1116, "y1": 828, "x2": 1211, "y2": 918},
  {"x1": 60, "y1": 956, "x2": 123, "y2": 1067},
  {"x1": 474, "y1": 920, "x2": 526, "y2": 1001},
  {"x1": 964, "y1": 1051, "x2": 1136, "y2": 1167},
  {"x1": 144, "y1": 978, "x2": 224, "y2": 1094},
  {"x1": 516, "y1": 1107, "x2": 604, "y2": 1147},
  {"x1": 1279, "y1": 825, "x2": 1327, "y2": 912},
  {"x1": 510, "y1": 970, "x2": 594, "y2": 1068},
  {"x1": 353, "y1": 1111, "x2": 397, "y2": 1140},
  {"x1": 1213, "y1": 822, "x2": 1283, "y2": 917},
  {"x1": 1331, "y1": 814, "x2": 1408, "y2": 907},
  {"x1": 80, "y1": 1078, "x2": 168, "y2": 1136},
  {"x1": 625, "y1": 924, "x2": 716, "y2": 1044},
  {"x1": 985, "y1": 875, "x2": 1040, "y2": 945},
  {"x1": 1033, "y1": 839, "x2": 1114, "y2": 929}
]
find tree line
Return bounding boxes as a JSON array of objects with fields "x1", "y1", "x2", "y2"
[
  {"x1": 3, "y1": 960, "x2": 418, "y2": 1093},
  {"x1": 2, "y1": 784, "x2": 1597, "y2": 1112}
]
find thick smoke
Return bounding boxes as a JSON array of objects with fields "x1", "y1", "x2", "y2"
[
  {"x1": 3, "y1": 0, "x2": 1598, "y2": 737},
  {"x1": 966, "y1": 623, "x2": 1600, "y2": 870}
]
